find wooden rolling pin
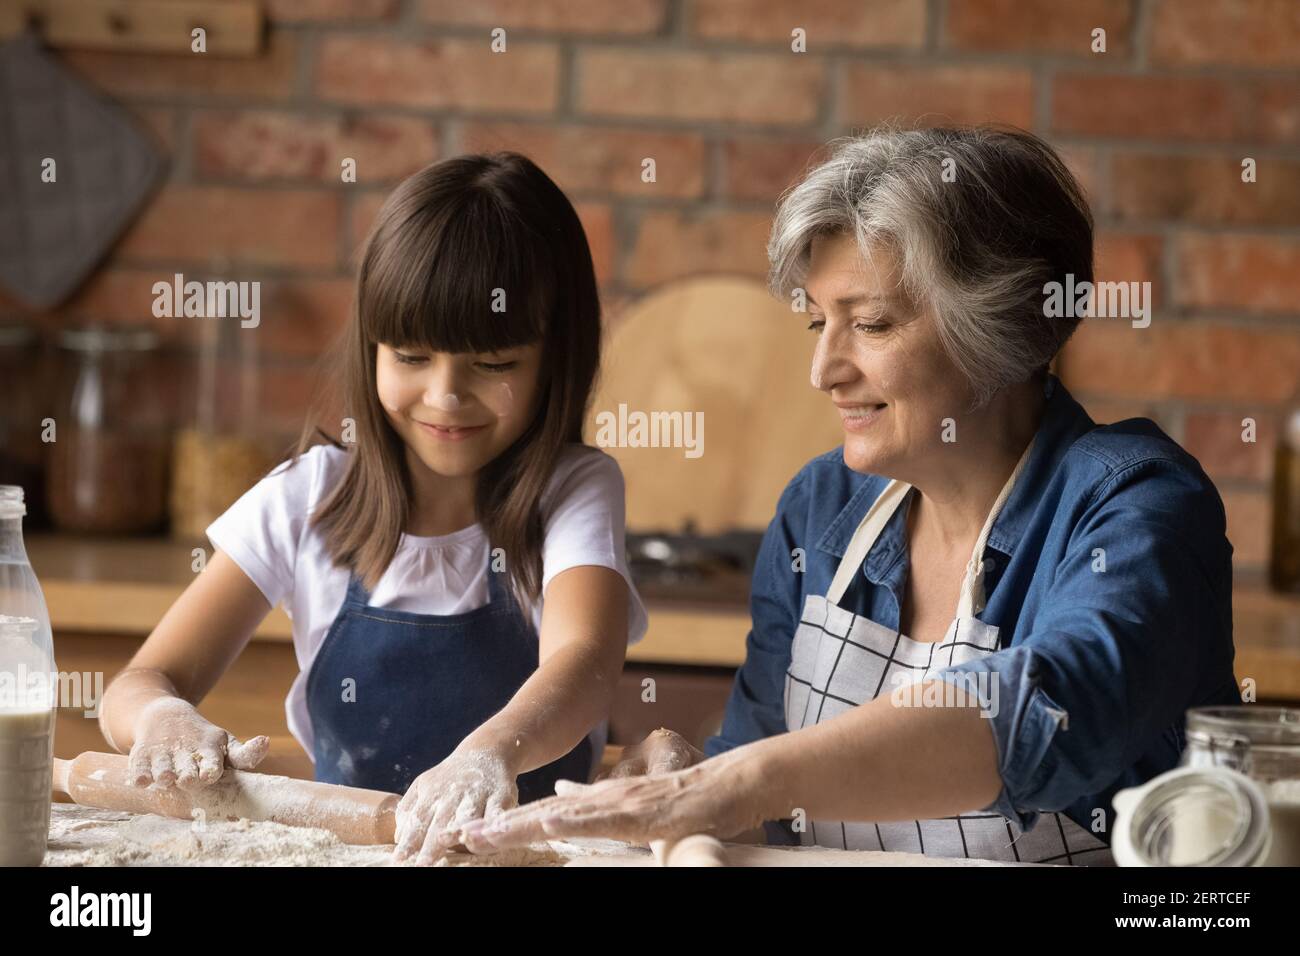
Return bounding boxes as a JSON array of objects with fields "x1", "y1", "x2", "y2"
[
  {"x1": 650, "y1": 834, "x2": 729, "y2": 867},
  {"x1": 53, "y1": 751, "x2": 399, "y2": 846}
]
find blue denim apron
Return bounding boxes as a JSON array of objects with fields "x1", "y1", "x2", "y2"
[{"x1": 305, "y1": 558, "x2": 592, "y2": 801}]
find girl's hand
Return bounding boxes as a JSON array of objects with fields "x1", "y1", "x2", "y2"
[
  {"x1": 127, "y1": 696, "x2": 269, "y2": 792},
  {"x1": 457, "y1": 753, "x2": 769, "y2": 853},
  {"x1": 393, "y1": 748, "x2": 518, "y2": 865},
  {"x1": 601, "y1": 727, "x2": 705, "y2": 779}
]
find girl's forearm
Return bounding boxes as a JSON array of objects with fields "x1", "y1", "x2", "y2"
[
  {"x1": 740, "y1": 681, "x2": 1004, "y2": 826},
  {"x1": 98, "y1": 667, "x2": 184, "y2": 753},
  {"x1": 457, "y1": 639, "x2": 620, "y2": 775}
]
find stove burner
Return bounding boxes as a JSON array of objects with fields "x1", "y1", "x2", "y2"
[{"x1": 626, "y1": 527, "x2": 763, "y2": 599}]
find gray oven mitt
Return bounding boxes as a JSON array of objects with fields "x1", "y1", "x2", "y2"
[{"x1": 0, "y1": 29, "x2": 166, "y2": 310}]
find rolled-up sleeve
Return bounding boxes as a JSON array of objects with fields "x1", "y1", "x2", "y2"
[
  {"x1": 704, "y1": 471, "x2": 808, "y2": 758},
  {"x1": 932, "y1": 458, "x2": 1233, "y2": 831}
]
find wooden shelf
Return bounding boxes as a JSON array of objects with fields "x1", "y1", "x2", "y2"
[
  {"x1": 1, "y1": 1, "x2": 263, "y2": 56},
  {"x1": 28, "y1": 532, "x2": 296, "y2": 642},
  {"x1": 25, "y1": 533, "x2": 751, "y2": 667},
  {"x1": 26, "y1": 534, "x2": 1300, "y2": 692}
]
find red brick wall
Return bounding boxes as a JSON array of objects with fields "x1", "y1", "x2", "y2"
[{"x1": 11, "y1": 0, "x2": 1300, "y2": 577}]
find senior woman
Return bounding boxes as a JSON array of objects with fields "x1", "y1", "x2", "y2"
[{"x1": 458, "y1": 127, "x2": 1239, "y2": 865}]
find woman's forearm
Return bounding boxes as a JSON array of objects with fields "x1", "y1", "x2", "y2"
[
  {"x1": 458, "y1": 638, "x2": 621, "y2": 775},
  {"x1": 742, "y1": 681, "x2": 1004, "y2": 825}
]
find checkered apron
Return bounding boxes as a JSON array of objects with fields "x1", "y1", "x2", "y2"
[{"x1": 783, "y1": 441, "x2": 1113, "y2": 865}]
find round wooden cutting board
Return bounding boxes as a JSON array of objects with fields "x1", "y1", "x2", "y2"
[{"x1": 587, "y1": 277, "x2": 845, "y2": 534}]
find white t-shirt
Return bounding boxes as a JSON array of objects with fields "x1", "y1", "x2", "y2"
[{"x1": 206, "y1": 441, "x2": 648, "y2": 763}]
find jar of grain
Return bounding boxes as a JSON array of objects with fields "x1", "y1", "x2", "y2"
[
  {"x1": 169, "y1": 428, "x2": 275, "y2": 541},
  {"x1": 46, "y1": 326, "x2": 170, "y2": 534},
  {"x1": 1271, "y1": 402, "x2": 1300, "y2": 593},
  {"x1": 167, "y1": 311, "x2": 277, "y2": 542}
]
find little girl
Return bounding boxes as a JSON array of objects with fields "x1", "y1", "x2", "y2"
[{"x1": 98, "y1": 152, "x2": 648, "y2": 864}]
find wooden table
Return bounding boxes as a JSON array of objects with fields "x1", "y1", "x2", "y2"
[{"x1": 44, "y1": 802, "x2": 1046, "y2": 867}]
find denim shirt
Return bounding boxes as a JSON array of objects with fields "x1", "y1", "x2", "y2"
[{"x1": 704, "y1": 373, "x2": 1239, "y2": 839}]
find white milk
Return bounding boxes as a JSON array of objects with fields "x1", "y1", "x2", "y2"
[{"x1": 0, "y1": 706, "x2": 54, "y2": 866}]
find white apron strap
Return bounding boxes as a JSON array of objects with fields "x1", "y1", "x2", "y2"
[
  {"x1": 955, "y1": 436, "x2": 1036, "y2": 618},
  {"x1": 825, "y1": 436, "x2": 1036, "y2": 614},
  {"x1": 826, "y1": 479, "x2": 912, "y2": 605}
]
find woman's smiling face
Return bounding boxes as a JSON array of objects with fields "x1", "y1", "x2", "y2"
[
  {"x1": 804, "y1": 232, "x2": 975, "y2": 480},
  {"x1": 376, "y1": 342, "x2": 542, "y2": 478}
]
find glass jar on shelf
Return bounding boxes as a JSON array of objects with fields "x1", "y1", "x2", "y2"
[
  {"x1": 169, "y1": 316, "x2": 276, "y2": 542},
  {"x1": 1271, "y1": 398, "x2": 1300, "y2": 594},
  {"x1": 0, "y1": 322, "x2": 49, "y2": 528},
  {"x1": 46, "y1": 326, "x2": 171, "y2": 535}
]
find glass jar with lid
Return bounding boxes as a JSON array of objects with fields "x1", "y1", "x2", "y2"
[
  {"x1": 1272, "y1": 399, "x2": 1300, "y2": 593},
  {"x1": 168, "y1": 314, "x2": 275, "y2": 542},
  {"x1": 0, "y1": 322, "x2": 49, "y2": 528},
  {"x1": 1112, "y1": 706, "x2": 1300, "y2": 866},
  {"x1": 46, "y1": 326, "x2": 171, "y2": 534}
]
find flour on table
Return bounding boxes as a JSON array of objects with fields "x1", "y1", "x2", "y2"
[
  {"x1": 45, "y1": 804, "x2": 622, "y2": 867},
  {"x1": 46, "y1": 804, "x2": 394, "y2": 867}
]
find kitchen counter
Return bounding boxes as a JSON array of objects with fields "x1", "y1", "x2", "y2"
[{"x1": 26, "y1": 534, "x2": 1300, "y2": 694}]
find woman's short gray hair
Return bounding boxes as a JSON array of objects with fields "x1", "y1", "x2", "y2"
[{"x1": 768, "y1": 126, "x2": 1093, "y2": 407}]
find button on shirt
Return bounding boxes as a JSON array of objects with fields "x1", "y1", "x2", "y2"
[{"x1": 705, "y1": 373, "x2": 1239, "y2": 838}]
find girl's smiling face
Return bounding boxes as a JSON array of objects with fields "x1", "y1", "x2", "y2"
[{"x1": 376, "y1": 342, "x2": 543, "y2": 478}]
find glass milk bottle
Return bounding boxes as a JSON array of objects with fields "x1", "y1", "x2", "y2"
[{"x1": 0, "y1": 485, "x2": 56, "y2": 866}]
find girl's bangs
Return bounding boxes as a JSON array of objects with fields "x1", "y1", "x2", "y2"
[{"x1": 360, "y1": 192, "x2": 551, "y2": 356}]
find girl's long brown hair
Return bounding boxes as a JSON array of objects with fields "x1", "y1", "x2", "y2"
[{"x1": 288, "y1": 152, "x2": 601, "y2": 604}]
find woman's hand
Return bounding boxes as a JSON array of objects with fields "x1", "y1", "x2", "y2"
[
  {"x1": 393, "y1": 748, "x2": 518, "y2": 865},
  {"x1": 601, "y1": 727, "x2": 706, "y2": 779},
  {"x1": 127, "y1": 696, "x2": 269, "y2": 792},
  {"x1": 456, "y1": 751, "x2": 770, "y2": 853}
]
